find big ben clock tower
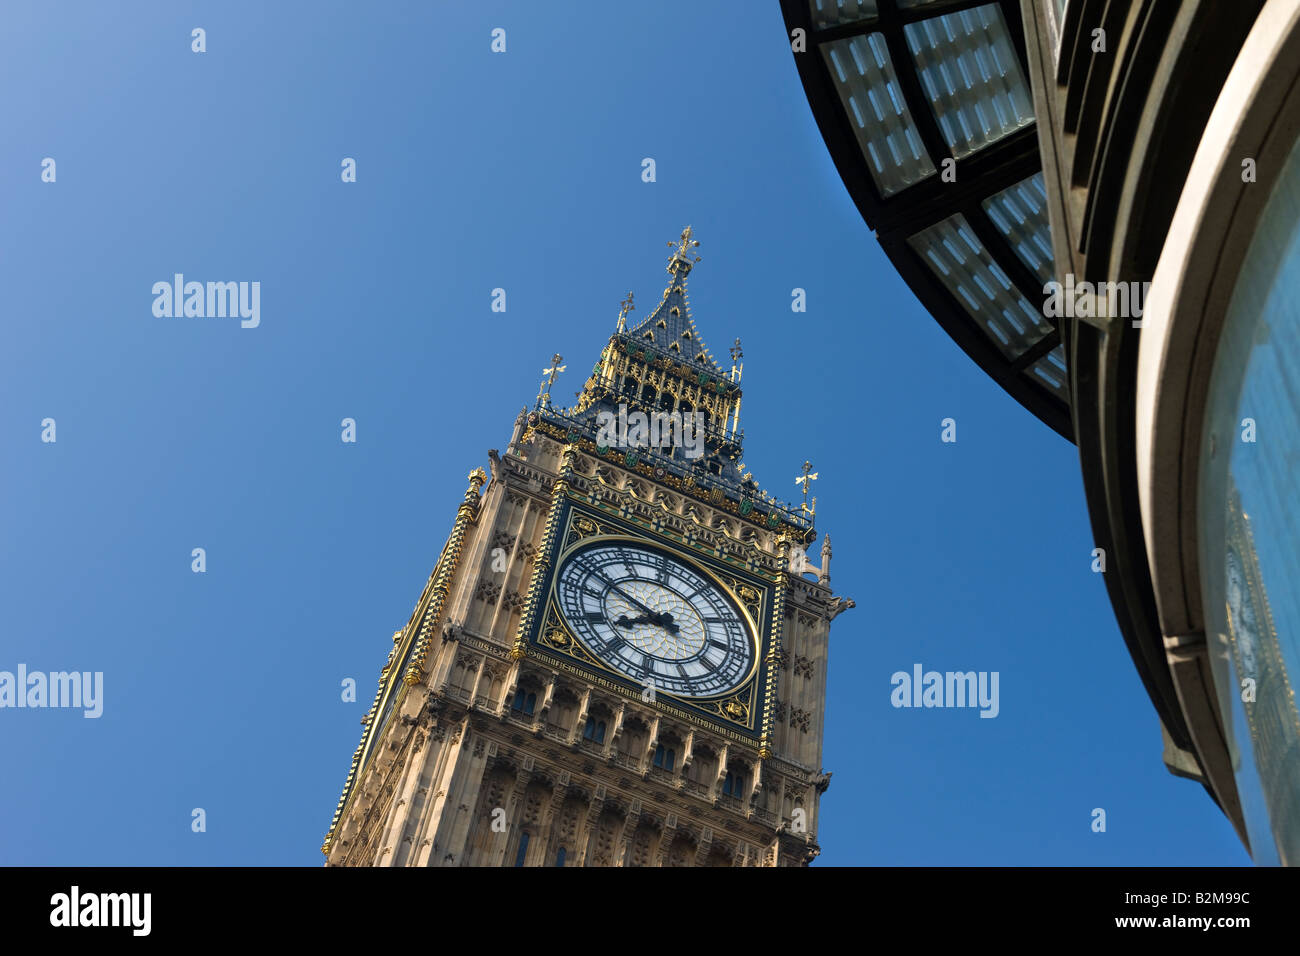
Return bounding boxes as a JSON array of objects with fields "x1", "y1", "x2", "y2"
[{"x1": 322, "y1": 228, "x2": 855, "y2": 866}]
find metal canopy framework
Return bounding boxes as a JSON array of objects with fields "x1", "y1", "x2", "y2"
[{"x1": 782, "y1": 0, "x2": 1072, "y2": 439}]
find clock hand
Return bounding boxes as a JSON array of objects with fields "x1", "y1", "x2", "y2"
[
  {"x1": 614, "y1": 613, "x2": 653, "y2": 628},
  {"x1": 614, "y1": 609, "x2": 680, "y2": 637},
  {"x1": 595, "y1": 572, "x2": 680, "y2": 634},
  {"x1": 599, "y1": 576, "x2": 659, "y2": 618}
]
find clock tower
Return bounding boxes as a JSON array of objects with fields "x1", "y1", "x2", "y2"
[{"x1": 322, "y1": 228, "x2": 855, "y2": 866}]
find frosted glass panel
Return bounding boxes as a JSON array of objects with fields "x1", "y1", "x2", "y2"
[
  {"x1": 1026, "y1": 344, "x2": 1067, "y2": 398},
  {"x1": 908, "y1": 214, "x2": 1051, "y2": 359},
  {"x1": 809, "y1": 0, "x2": 878, "y2": 29},
  {"x1": 982, "y1": 173, "x2": 1055, "y2": 285},
  {"x1": 821, "y1": 34, "x2": 937, "y2": 196},
  {"x1": 904, "y1": 4, "x2": 1036, "y2": 159}
]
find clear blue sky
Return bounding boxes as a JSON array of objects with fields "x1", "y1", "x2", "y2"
[{"x1": 0, "y1": 0, "x2": 1248, "y2": 865}]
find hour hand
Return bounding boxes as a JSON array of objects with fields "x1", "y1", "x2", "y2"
[{"x1": 614, "y1": 610, "x2": 679, "y2": 636}]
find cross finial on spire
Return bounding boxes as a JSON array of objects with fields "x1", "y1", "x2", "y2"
[
  {"x1": 794, "y1": 460, "x2": 819, "y2": 515},
  {"x1": 729, "y1": 338, "x2": 744, "y2": 384},
  {"x1": 666, "y1": 225, "x2": 702, "y2": 274},
  {"x1": 537, "y1": 353, "x2": 566, "y2": 406},
  {"x1": 617, "y1": 292, "x2": 635, "y2": 333}
]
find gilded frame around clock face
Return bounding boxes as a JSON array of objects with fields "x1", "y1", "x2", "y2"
[{"x1": 522, "y1": 498, "x2": 775, "y2": 740}]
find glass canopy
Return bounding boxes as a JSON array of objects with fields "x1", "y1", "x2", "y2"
[{"x1": 790, "y1": 0, "x2": 1069, "y2": 437}]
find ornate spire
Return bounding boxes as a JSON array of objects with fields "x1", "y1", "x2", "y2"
[
  {"x1": 528, "y1": 225, "x2": 815, "y2": 542},
  {"x1": 625, "y1": 226, "x2": 720, "y2": 372}
]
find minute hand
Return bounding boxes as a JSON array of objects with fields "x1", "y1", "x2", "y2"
[{"x1": 595, "y1": 573, "x2": 658, "y2": 617}]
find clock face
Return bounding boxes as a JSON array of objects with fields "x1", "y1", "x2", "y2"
[{"x1": 555, "y1": 540, "x2": 754, "y2": 698}]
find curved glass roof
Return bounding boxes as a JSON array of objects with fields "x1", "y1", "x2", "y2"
[{"x1": 784, "y1": 0, "x2": 1069, "y2": 438}]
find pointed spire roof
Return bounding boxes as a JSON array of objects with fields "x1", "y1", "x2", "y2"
[
  {"x1": 523, "y1": 224, "x2": 815, "y2": 543},
  {"x1": 623, "y1": 226, "x2": 723, "y2": 373}
]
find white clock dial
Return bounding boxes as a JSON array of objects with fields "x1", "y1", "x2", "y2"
[{"x1": 555, "y1": 540, "x2": 754, "y2": 699}]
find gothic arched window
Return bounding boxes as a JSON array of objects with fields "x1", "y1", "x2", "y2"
[
  {"x1": 724, "y1": 764, "x2": 748, "y2": 797},
  {"x1": 555, "y1": 847, "x2": 566, "y2": 867},
  {"x1": 512, "y1": 688, "x2": 537, "y2": 716},
  {"x1": 515, "y1": 831, "x2": 530, "y2": 867},
  {"x1": 583, "y1": 716, "x2": 606, "y2": 744},
  {"x1": 654, "y1": 741, "x2": 678, "y2": 771}
]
